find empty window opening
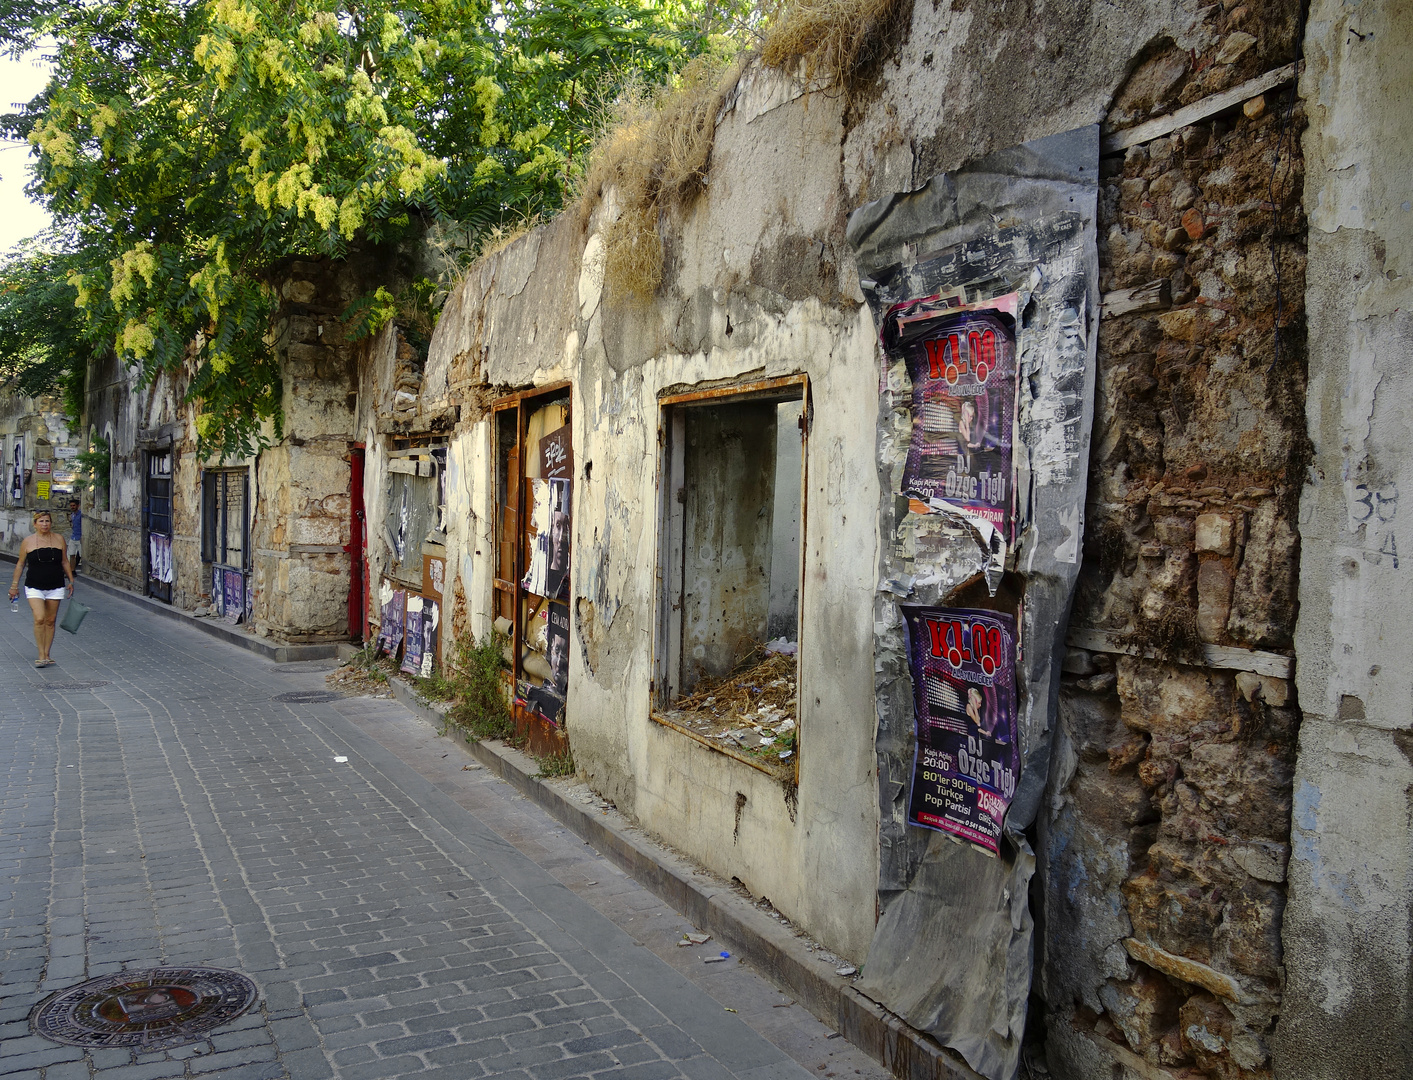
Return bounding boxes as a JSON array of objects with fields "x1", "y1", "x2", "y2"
[{"x1": 655, "y1": 379, "x2": 807, "y2": 776}]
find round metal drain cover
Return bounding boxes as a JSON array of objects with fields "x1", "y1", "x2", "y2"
[
  {"x1": 31, "y1": 967, "x2": 258, "y2": 1049},
  {"x1": 272, "y1": 690, "x2": 340, "y2": 703},
  {"x1": 39, "y1": 681, "x2": 111, "y2": 691}
]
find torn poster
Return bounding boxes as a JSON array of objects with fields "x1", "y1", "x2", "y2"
[
  {"x1": 545, "y1": 478, "x2": 571, "y2": 601},
  {"x1": 523, "y1": 479, "x2": 551, "y2": 597},
  {"x1": 376, "y1": 585, "x2": 406, "y2": 657},
  {"x1": 891, "y1": 295, "x2": 1019, "y2": 542},
  {"x1": 419, "y1": 600, "x2": 439, "y2": 677},
  {"x1": 848, "y1": 124, "x2": 1099, "y2": 1080},
  {"x1": 546, "y1": 601, "x2": 570, "y2": 695},
  {"x1": 223, "y1": 569, "x2": 243, "y2": 625},
  {"x1": 149, "y1": 534, "x2": 173, "y2": 583},
  {"x1": 401, "y1": 595, "x2": 425, "y2": 675},
  {"x1": 902, "y1": 606, "x2": 1018, "y2": 855}
]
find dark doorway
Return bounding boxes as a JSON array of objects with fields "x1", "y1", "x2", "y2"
[{"x1": 144, "y1": 448, "x2": 173, "y2": 604}]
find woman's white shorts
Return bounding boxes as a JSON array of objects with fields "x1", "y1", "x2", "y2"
[{"x1": 25, "y1": 587, "x2": 66, "y2": 601}]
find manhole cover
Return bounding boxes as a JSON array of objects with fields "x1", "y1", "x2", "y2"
[
  {"x1": 31, "y1": 967, "x2": 258, "y2": 1049},
  {"x1": 271, "y1": 690, "x2": 341, "y2": 703},
  {"x1": 38, "y1": 681, "x2": 111, "y2": 691}
]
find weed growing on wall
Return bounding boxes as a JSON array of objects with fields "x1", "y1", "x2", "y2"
[
  {"x1": 72, "y1": 437, "x2": 110, "y2": 500},
  {"x1": 438, "y1": 630, "x2": 515, "y2": 742}
]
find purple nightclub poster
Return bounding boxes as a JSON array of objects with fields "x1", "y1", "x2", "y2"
[
  {"x1": 401, "y1": 598, "x2": 424, "y2": 675},
  {"x1": 901, "y1": 605, "x2": 1019, "y2": 855},
  {"x1": 377, "y1": 587, "x2": 406, "y2": 657},
  {"x1": 894, "y1": 294, "x2": 1018, "y2": 540},
  {"x1": 223, "y1": 569, "x2": 243, "y2": 625}
]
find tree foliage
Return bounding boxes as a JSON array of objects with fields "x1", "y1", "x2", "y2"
[{"x1": 0, "y1": 0, "x2": 742, "y2": 457}]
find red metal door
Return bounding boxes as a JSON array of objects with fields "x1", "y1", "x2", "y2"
[{"x1": 347, "y1": 447, "x2": 366, "y2": 639}]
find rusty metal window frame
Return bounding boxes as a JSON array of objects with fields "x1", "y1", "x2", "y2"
[
  {"x1": 491, "y1": 381, "x2": 573, "y2": 755},
  {"x1": 650, "y1": 373, "x2": 811, "y2": 780}
]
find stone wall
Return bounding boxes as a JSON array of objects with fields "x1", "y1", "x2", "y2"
[
  {"x1": 1042, "y1": 5, "x2": 1308, "y2": 1078},
  {"x1": 249, "y1": 257, "x2": 365, "y2": 642}
]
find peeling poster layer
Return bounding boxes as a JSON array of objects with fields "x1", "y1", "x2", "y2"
[{"x1": 846, "y1": 126, "x2": 1100, "y2": 1080}]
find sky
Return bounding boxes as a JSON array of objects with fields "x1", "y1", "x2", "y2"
[{"x1": 0, "y1": 49, "x2": 54, "y2": 255}]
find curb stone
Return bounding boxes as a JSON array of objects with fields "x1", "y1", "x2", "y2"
[{"x1": 382, "y1": 675, "x2": 981, "y2": 1080}]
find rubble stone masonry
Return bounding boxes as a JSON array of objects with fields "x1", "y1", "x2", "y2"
[{"x1": 1045, "y1": 5, "x2": 1307, "y2": 1077}]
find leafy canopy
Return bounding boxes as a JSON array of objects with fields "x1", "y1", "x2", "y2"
[{"x1": 1, "y1": 0, "x2": 741, "y2": 457}]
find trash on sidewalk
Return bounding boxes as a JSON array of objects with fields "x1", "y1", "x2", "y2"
[
  {"x1": 704, "y1": 951, "x2": 731, "y2": 964},
  {"x1": 334, "y1": 756, "x2": 349, "y2": 763},
  {"x1": 461, "y1": 763, "x2": 481, "y2": 770},
  {"x1": 835, "y1": 965, "x2": 857, "y2": 977},
  {"x1": 677, "y1": 932, "x2": 711, "y2": 946}
]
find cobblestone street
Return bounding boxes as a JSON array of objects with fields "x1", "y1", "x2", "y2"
[{"x1": 0, "y1": 586, "x2": 887, "y2": 1080}]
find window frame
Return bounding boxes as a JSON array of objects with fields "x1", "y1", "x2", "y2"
[
  {"x1": 650, "y1": 373, "x2": 811, "y2": 779},
  {"x1": 492, "y1": 381, "x2": 574, "y2": 759},
  {"x1": 201, "y1": 467, "x2": 250, "y2": 571}
]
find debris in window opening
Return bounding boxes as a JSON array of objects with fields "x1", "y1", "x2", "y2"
[{"x1": 667, "y1": 649, "x2": 798, "y2": 775}]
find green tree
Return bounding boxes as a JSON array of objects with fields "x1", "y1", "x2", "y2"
[{"x1": 0, "y1": 0, "x2": 737, "y2": 457}]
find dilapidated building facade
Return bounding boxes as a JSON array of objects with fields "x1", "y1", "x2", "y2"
[{"x1": 71, "y1": 2, "x2": 1413, "y2": 1078}]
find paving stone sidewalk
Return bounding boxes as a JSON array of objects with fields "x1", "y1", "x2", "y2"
[{"x1": 0, "y1": 585, "x2": 877, "y2": 1080}]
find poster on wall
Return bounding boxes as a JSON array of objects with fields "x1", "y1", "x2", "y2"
[
  {"x1": 419, "y1": 600, "x2": 439, "y2": 677},
  {"x1": 149, "y1": 534, "x2": 173, "y2": 583},
  {"x1": 901, "y1": 605, "x2": 1019, "y2": 855},
  {"x1": 894, "y1": 295, "x2": 1019, "y2": 541},
  {"x1": 544, "y1": 480, "x2": 571, "y2": 600},
  {"x1": 11, "y1": 443, "x2": 23, "y2": 502},
  {"x1": 402, "y1": 595, "x2": 425, "y2": 675},
  {"x1": 522, "y1": 479, "x2": 552, "y2": 596},
  {"x1": 223, "y1": 569, "x2": 243, "y2": 625},
  {"x1": 376, "y1": 585, "x2": 406, "y2": 656},
  {"x1": 211, "y1": 565, "x2": 224, "y2": 617},
  {"x1": 546, "y1": 602, "x2": 569, "y2": 694}
]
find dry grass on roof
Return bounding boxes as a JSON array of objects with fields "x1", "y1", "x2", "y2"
[
  {"x1": 562, "y1": 0, "x2": 911, "y2": 306},
  {"x1": 760, "y1": 0, "x2": 911, "y2": 92}
]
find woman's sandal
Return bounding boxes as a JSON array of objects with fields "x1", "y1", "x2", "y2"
[{"x1": 35, "y1": 659, "x2": 55, "y2": 668}]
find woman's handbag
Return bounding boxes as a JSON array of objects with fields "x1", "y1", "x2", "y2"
[{"x1": 59, "y1": 599, "x2": 90, "y2": 634}]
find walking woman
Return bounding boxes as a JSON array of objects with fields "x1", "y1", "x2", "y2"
[{"x1": 8, "y1": 511, "x2": 75, "y2": 667}]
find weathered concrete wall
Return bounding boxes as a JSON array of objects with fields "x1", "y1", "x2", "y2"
[
  {"x1": 0, "y1": 392, "x2": 78, "y2": 557},
  {"x1": 82, "y1": 350, "x2": 167, "y2": 595},
  {"x1": 396, "y1": 0, "x2": 1317, "y2": 982},
  {"x1": 1277, "y1": 3, "x2": 1413, "y2": 1077}
]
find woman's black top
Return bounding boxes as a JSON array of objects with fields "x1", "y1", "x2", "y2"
[{"x1": 25, "y1": 546, "x2": 65, "y2": 590}]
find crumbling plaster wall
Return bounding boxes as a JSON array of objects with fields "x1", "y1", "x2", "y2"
[
  {"x1": 79, "y1": 350, "x2": 202, "y2": 601},
  {"x1": 404, "y1": 0, "x2": 1311, "y2": 975},
  {"x1": 1277, "y1": 3, "x2": 1413, "y2": 1077},
  {"x1": 0, "y1": 392, "x2": 77, "y2": 557}
]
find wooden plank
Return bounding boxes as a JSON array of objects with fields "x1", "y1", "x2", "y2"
[
  {"x1": 1066, "y1": 626, "x2": 1294, "y2": 679},
  {"x1": 1101, "y1": 279, "x2": 1172, "y2": 319},
  {"x1": 1100, "y1": 63, "x2": 1300, "y2": 155}
]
